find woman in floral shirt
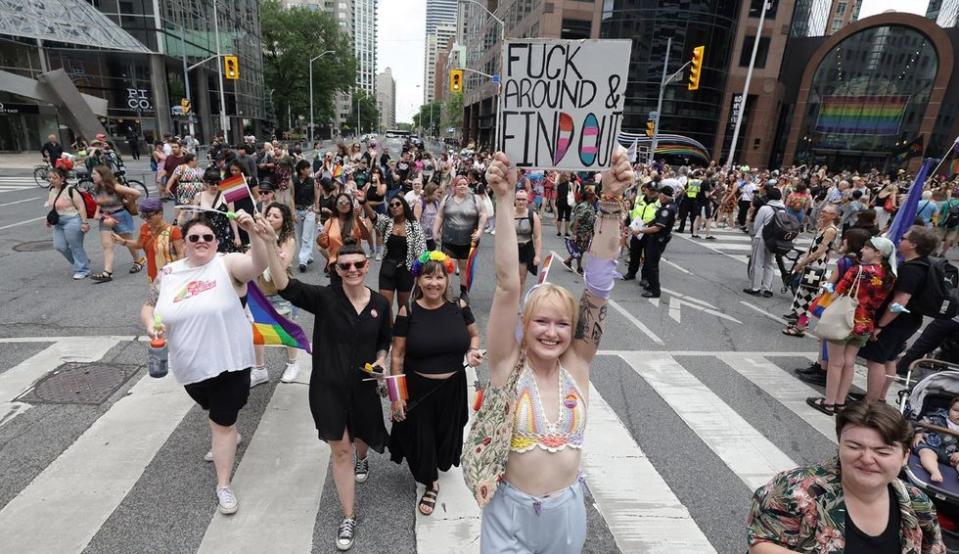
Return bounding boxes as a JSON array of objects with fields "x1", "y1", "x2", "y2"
[
  {"x1": 807, "y1": 236, "x2": 896, "y2": 416},
  {"x1": 747, "y1": 401, "x2": 945, "y2": 553}
]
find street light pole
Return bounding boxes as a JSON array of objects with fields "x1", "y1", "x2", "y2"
[
  {"x1": 179, "y1": 27, "x2": 195, "y2": 138},
  {"x1": 649, "y1": 36, "x2": 672, "y2": 165},
  {"x1": 309, "y1": 50, "x2": 335, "y2": 146},
  {"x1": 212, "y1": 0, "x2": 228, "y2": 139},
  {"x1": 459, "y1": 0, "x2": 504, "y2": 150},
  {"x1": 726, "y1": 0, "x2": 771, "y2": 169}
]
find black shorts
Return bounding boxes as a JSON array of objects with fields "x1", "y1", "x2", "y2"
[
  {"x1": 695, "y1": 200, "x2": 713, "y2": 219},
  {"x1": 858, "y1": 316, "x2": 923, "y2": 364},
  {"x1": 557, "y1": 203, "x2": 572, "y2": 222},
  {"x1": 379, "y1": 258, "x2": 414, "y2": 292},
  {"x1": 443, "y1": 242, "x2": 471, "y2": 260},
  {"x1": 184, "y1": 368, "x2": 251, "y2": 426}
]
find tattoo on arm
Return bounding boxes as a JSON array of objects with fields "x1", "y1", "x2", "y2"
[{"x1": 575, "y1": 294, "x2": 607, "y2": 345}]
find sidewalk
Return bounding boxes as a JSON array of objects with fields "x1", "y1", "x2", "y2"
[{"x1": 0, "y1": 153, "x2": 46, "y2": 171}]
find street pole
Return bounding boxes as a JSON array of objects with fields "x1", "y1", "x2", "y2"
[
  {"x1": 179, "y1": 29, "x2": 195, "y2": 138},
  {"x1": 726, "y1": 0, "x2": 770, "y2": 169},
  {"x1": 309, "y1": 51, "x2": 334, "y2": 147},
  {"x1": 649, "y1": 36, "x2": 671, "y2": 165},
  {"x1": 357, "y1": 89, "x2": 361, "y2": 136},
  {"x1": 212, "y1": 0, "x2": 228, "y2": 140},
  {"x1": 460, "y1": 0, "x2": 504, "y2": 150}
]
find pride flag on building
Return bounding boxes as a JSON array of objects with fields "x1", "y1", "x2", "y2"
[
  {"x1": 815, "y1": 95, "x2": 909, "y2": 135},
  {"x1": 219, "y1": 174, "x2": 252, "y2": 204},
  {"x1": 247, "y1": 281, "x2": 312, "y2": 353}
]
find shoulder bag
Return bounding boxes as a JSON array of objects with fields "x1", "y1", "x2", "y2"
[
  {"x1": 46, "y1": 186, "x2": 67, "y2": 225},
  {"x1": 462, "y1": 353, "x2": 525, "y2": 508},
  {"x1": 813, "y1": 266, "x2": 862, "y2": 341}
]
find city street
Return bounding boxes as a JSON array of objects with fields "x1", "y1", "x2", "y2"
[{"x1": 0, "y1": 162, "x2": 866, "y2": 552}]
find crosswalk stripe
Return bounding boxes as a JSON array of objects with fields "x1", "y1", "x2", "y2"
[
  {"x1": 197, "y1": 372, "x2": 330, "y2": 553},
  {"x1": 619, "y1": 352, "x2": 797, "y2": 490},
  {"x1": 0, "y1": 371, "x2": 194, "y2": 552},
  {"x1": 584, "y1": 383, "x2": 715, "y2": 553}
]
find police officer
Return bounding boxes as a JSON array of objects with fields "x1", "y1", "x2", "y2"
[
  {"x1": 639, "y1": 185, "x2": 677, "y2": 298},
  {"x1": 622, "y1": 182, "x2": 660, "y2": 281},
  {"x1": 676, "y1": 173, "x2": 702, "y2": 234}
]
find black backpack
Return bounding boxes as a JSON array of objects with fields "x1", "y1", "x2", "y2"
[
  {"x1": 762, "y1": 206, "x2": 802, "y2": 255},
  {"x1": 909, "y1": 258, "x2": 959, "y2": 319},
  {"x1": 944, "y1": 202, "x2": 959, "y2": 228}
]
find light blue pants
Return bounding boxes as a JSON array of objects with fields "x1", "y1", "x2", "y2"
[
  {"x1": 295, "y1": 208, "x2": 316, "y2": 266},
  {"x1": 480, "y1": 478, "x2": 586, "y2": 554},
  {"x1": 53, "y1": 214, "x2": 90, "y2": 275}
]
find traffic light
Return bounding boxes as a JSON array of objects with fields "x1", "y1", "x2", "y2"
[
  {"x1": 688, "y1": 45, "x2": 704, "y2": 91},
  {"x1": 449, "y1": 69, "x2": 463, "y2": 93},
  {"x1": 646, "y1": 120, "x2": 655, "y2": 137},
  {"x1": 224, "y1": 55, "x2": 239, "y2": 80},
  {"x1": 180, "y1": 98, "x2": 191, "y2": 114}
]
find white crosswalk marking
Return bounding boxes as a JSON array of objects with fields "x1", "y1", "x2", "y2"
[{"x1": 0, "y1": 176, "x2": 41, "y2": 193}]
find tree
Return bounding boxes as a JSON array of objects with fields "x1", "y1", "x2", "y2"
[
  {"x1": 260, "y1": 0, "x2": 355, "y2": 135},
  {"x1": 346, "y1": 89, "x2": 380, "y2": 135},
  {"x1": 442, "y1": 92, "x2": 463, "y2": 137},
  {"x1": 412, "y1": 102, "x2": 442, "y2": 137}
]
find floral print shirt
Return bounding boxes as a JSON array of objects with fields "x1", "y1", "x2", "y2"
[
  {"x1": 834, "y1": 263, "x2": 894, "y2": 336},
  {"x1": 747, "y1": 457, "x2": 945, "y2": 553}
]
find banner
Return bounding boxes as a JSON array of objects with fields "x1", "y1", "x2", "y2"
[
  {"x1": 499, "y1": 39, "x2": 632, "y2": 170},
  {"x1": 814, "y1": 95, "x2": 909, "y2": 135}
]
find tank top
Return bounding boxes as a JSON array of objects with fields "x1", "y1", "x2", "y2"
[
  {"x1": 510, "y1": 364, "x2": 587, "y2": 453},
  {"x1": 808, "y1": 224, "x2": 837, "y2": 269},
  {"x1": 515, "y1": 210, "x2": 533, "y2": 243},
  {"x1": 96, "y1": 189, "x2": 124, "y2": 213},
  {"x1": 155, "y1": 255, "x2": 254, "y2": 385},
  {"x1": 442, "y1": 193, "x2": 479, "y2": 246},
  {"x1": 421, "y1": 199, "x2": 439, "y2": 239}
]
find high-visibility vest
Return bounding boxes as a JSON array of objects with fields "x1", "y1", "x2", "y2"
[
  {"x1": 631, "y1": 197, "x2": 660, "y2": 223},
  {"x1": 686, "y1": 179, "x2": 702, "y2": 198}
]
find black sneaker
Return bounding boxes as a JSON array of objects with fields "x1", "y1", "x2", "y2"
[
  {"x1": 783, "y1": 313, "x2": 799, "y2": 321},
  {"x1": 641, "y1": 291, "x2": 660, "y2": 298},
  {"x1": 336, "y1": 517, "x2": 356, "y2": 551},
  {"x1": 743, "y1": 288, "x2": 762, "y2": 296},
  {"x1": 620, "y1": 273, "x2": 636, "y2": 281},
  {"x1": 639, "y1": 280, "x2": 649, "y2": 288},
  {"x1": 354, "y1": 456, "x2": 369, "y2": 483},
  {"x1": 762, "y1": 290, "x2": 774, "y2": 298},
  {"x1": 795, "y1": 362, "x2": 823, "y2": 376}
]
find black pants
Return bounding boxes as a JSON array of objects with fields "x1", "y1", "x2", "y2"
[
  {"x1": 677, "y1": 197, "x2": 697, "y2": 233},
  {"x1": 128, "y1": 142, "x2": 140, "y2": 160},
  {"x1": 737, "y1": 200, "x2": 751, "y2": 228},
  {"x1": 626, "y1": 235, "x2": 646, "y2": 278},
  {"x1": 897, "y1": 319, "x2": 959, "y2": 374},
  {"x1": 642, "y1": 235, "x2": 669, "y2": 295}
]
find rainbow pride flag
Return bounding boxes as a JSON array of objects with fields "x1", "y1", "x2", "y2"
[
  {"x1": 463, "y1": 240, "x2": 479, "y2": 291},
  {"x1": 247, "y1": 281, "x2": 312, "y2": 353},
  {"x1": 386, "y1": 374, "x2": 408, "y2": 401},
  {"x1": 220, "y1": 174, "x2": 252, "y2": 204},
  {"x1": 815, "y1": 95, "x2": 908, "y2": 135},
  {"x1": 948, "y1": 159, "x2": 959, "y2": 178}
]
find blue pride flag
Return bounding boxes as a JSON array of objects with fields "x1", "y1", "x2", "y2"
[{"x1": 885, "y1": 158, "x2": 934, "y2": 246}]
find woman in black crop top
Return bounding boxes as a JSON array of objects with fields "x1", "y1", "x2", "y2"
[{"x1": 388, "y1": 251, "x2": 483, "y2": 516}]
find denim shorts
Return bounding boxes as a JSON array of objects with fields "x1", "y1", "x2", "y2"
[{"x1": 100, "y1": 209, "x2": 135, "y2": 234}]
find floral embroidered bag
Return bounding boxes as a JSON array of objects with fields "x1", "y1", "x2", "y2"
[{"x1": 462, "y1": 353, "x2": 524, "y2": 508}]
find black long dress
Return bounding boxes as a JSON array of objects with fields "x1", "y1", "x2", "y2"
[{"x1": 279, "y1": 279, "x2": 390, "y2": 450}]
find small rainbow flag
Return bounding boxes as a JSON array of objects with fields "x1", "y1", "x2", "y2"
[
  {"x1": 386, "y1": 374, "x2": 408, "y2": 401},
  {"x1": 247, "y1": 281, "x2": 312, "y2": 353},
  {"x1": 220, "y1": 174, "x2": 252, "y2": 204},
  {"x1": 948, "y1": 159, "x2": 959, "y2": 179},
  {"x1": 538, "y1": 254, "x2": 553, "y2": 284},
  {"x1": 463, "y1": 240, "x2": 479, "y2": 291}
]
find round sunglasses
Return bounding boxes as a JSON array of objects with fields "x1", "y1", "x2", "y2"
[
  {"x1": 336, "y1": 259, "x2": 368, "y2": 271},
  {"x1": 186, "y1": 233, "x2": 215, "y2": 243}
]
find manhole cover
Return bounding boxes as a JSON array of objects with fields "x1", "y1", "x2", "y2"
[
  {"x1": 13, "y1": 240, "x2": 54, "y2": 252},
  {"x1": 16, "y1": 362, "x2": 140, "y2": 405}
]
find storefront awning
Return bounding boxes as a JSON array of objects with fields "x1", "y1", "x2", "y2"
[{"x1": 0, "y1": 0, "x2": 151, "y2": 53}]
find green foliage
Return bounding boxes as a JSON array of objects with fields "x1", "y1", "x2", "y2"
[
  {"x1": 260, "y1": 0, "x2": 356, "y2": 132},
  {"x1": 412, "y1": 102, "x2": 442, "y2": 136},
  {"x1": 443, "y1": 92, "x2": 463, "y2": 135},
  {"x1": 346, "y1": 89, "x2": 380, "y2": 134}
]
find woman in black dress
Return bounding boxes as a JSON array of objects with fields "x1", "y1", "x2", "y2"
[
  {"x1": 388, "y1": 251, "x2": 482, "y2": 515},
  {"x1": 192, "y1": 168, "x2": 239, "y2": 253},
  {"x1": 227, "y1": 160, "x2": 257, "y2": 247},
  {"x1": 265, "y1": 237, "x2": 390, "y2": 552}
]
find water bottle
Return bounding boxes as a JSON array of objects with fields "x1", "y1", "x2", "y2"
[{"x1": 148, "y1": 315, "x2": 168, "y2": 378}]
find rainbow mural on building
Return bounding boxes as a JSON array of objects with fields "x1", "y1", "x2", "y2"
[{"x1": 814, "y1": 95, "x2": 909, "y2": 135}]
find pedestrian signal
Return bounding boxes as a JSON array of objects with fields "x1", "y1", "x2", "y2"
[
  {"x1": 449, "y1": 69, "x2": 463, "y2": 93},
  {"x1": 224, "y1": 56, "x2": 239, "y2": 80},
  {"x1": 180, "y1": 98, "x2": 191, "y2": 114},
  {"x1": 646, "y1": 120, "x2": 655, "y2": 137},
  {"x1": 688, "y1": 46, "x2": 704, "y2": 91}
]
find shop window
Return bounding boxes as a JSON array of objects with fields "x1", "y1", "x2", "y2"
[{"x1": 739, "y1": 36, "x2": 770, "y2": 68}]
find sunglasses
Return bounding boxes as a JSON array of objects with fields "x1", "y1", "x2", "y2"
[
  {"x1": 187, "y1": 234, "x2": 215, "y2": 243},
  {"x1": 140, "y1": 211, "x2": 161, "y2": 218},
  {"x1": 336, "y1": 260, "x2": 368, "y2": 271},
  {"x1": 389, "y1": 202, "x2": 402, "y2": 208},
  {"x1": 337, "y1": 200, "x2": 352, "y2": 205}
]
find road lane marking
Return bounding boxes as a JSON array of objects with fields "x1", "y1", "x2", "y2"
[
  {"x1": 585, "y1": 383, "x2": 715, "y2": 553},
  {"x1": 661, "y1": 257, "x2": 691, "y2": 274},
  {"x1": 739, "y1": 300, "x2": 788, "y2": 324},
  {"x1": 0, "y1": 371, "x2": 195, "y2": 552},
  {"x1": 619, "y1": 351, "x2": 796, "y2": 490},
  {"x1": 0, "y1": 196, "x2": 41, "y2": 208},
  {"x1": 0, "y1": 216, "x2": 45, "y2": 230}
]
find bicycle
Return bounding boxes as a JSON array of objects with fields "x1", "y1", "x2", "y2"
[
  {"x1": 34, "y1": 161, "x2": 52, "y2": 187},
  {"x1": 75, "y1": 167, "x2": 148, "y2": 198}
]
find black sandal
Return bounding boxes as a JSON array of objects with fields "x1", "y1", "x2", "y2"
[
  {"x1": 806, "y1": 397, "x2": 836, "y2": 416},
  {"x1": 782, "y1": 325, "x2": 806, "y2": 337},
  {"x1": 130, "y1": 257, "x2": 146, "y2": 274},
  {"x1": 90, "y1": 271, "x2": 113, "y2": 283},
  {"x1": 418, "y1": 487, "x2": 438, "y2": 516}
]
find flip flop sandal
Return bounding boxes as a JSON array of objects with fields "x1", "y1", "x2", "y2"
[
  {"x1": 130, "y1": 258, "x2": 146, "y2": 274},
  {"x1": 806, "y1": 397, "x2": 836, "y2": 416},
  {"x1": 90, "y1": 272, "x2": 113, "y2": 283},
  {"x1": 782, "y1": 325, "x2": 806, "y2": 337},
  {"x1": 418, "y1": 488, "x2": 438, "y2": 516}
]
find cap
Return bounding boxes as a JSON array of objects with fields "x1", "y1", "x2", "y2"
[
  {"x1": 139, "y1": 197, "x2": 162, "y2": 213},
  {"x1": 659, "y1": 185, "x2": 674, "y2": 196},
  {"x1": 258, "y1": 179, "x2": 275, "y2": 191}
]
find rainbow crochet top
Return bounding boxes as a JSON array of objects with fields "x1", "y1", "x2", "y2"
[{"x1": 510, "y1": 364, "x2": 587, "y2": 453}]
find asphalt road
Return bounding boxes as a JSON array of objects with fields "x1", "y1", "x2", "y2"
[{"x1": 0, "y1": 141, "x2": 855, "y2": 553}]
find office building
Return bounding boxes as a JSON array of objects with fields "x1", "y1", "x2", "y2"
[
  {"x1": 927, "y1": 0, "x2": 959, "y2": 28},
  {"x1": 424, "y1": 23, "x2": 456, "y2": 104},
  {"x1": 376, "y1": 67, "x2": 396, "y2": 130}
]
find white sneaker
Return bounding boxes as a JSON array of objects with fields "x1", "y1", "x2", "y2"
[
  {"x1": 216, "y1": 486, "x2": 238, "y2": 515},
  {"x1": 204, "y1": 433, "x2": 242, "y2": 462},
  {"x1": 72, "y1": 272, "x2": 88, "y2": 280},
  {"x1": 281, "y1": 361, "x2": 300, "y2": 383},
  {"x1": 490, "y1": 229, "x2": 496, "y2": 235},
  {"x1": 374, "y1": 252, "x2": 382, "y2": 261},
  {"x1": 250, "y1": 366, "x2": 269, "y2": 388}
]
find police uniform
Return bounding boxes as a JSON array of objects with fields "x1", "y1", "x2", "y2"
[
  {"x1": 677, "y1": 178, "x2": 702, "y2": 233},
  {"x1": 642, "y1": 195, "x2": 677, "y2": 298},
  {"x1": 624, "y1": 193, "x2": 660, "y2": 279}
]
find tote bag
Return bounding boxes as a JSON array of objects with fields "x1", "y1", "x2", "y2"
[{"x1": 813, "y1": 266, "x2": 861, "y2": 341}]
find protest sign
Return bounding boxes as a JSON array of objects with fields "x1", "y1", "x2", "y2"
[{"x1": 498, "y1": 39, "x2": 632, "y2": 171}]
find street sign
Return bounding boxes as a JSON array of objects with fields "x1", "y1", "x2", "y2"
[{"x1": 491, "y1": 74, "x2": 500, "y2": 84}]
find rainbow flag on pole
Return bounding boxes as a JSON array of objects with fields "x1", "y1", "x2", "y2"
[
  {"x1": 247, "y1": 281, "x2": 312, "y2": 353},
  {"x1": 220, "y1": 174, "x2": 252, "y2": 203},
  {"x1": 463, "y1": 241, "x2": 479, "y2": 291}
]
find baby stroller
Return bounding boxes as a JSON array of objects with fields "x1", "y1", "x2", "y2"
[
  {"x1": 745, "y1": 246, "x2": 804, "y2": 295},
  {"x1": 901, "y1": 370, "x2": 959, "y2": 549}
]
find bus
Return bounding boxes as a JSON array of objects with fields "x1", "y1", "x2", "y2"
[{"x1": 384, "y1": 129, "x2": 411, "y2": 139}]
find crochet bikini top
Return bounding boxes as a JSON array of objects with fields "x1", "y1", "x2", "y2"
[{"x1": 510, "y1": 363, "x2": 587, "y2": 453}]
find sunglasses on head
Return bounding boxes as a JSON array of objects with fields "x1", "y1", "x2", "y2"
[
  {"x1": 187, "y1": 233, "x2": 215, "y2": 243},
  {"x1": 336, "y1": 259, "x2": 368, "y2": 271}
]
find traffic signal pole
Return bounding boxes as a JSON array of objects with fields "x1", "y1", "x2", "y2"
[
  {"x1": 726, "y1": 0, "x2": 771, "y2": 169},
  {"x1": 212, "y1": 0, "x2": 228, "y2": 138},
  {"x1": 179, "y1": 30, "x2": 195, "y2": 138},
  {"x1": 649, "y1": 37, "x2": 671, "y2": 165}
]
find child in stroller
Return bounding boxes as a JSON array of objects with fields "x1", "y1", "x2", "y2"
[{"x1": 914, "y1": 396, "x2": 959, "y2": 483}]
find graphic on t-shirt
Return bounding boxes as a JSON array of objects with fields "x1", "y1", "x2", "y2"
[{"x1": 173, "y1": 280, "x2": 217, "y2": 303}]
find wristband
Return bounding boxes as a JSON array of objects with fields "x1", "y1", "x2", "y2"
[{"x1": 582, "y1": 253, "x2": 616, "y2": 299}]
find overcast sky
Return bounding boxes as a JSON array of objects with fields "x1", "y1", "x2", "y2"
[{"x1": 377, "y1": 0, "x2": 930, "y2": 124}]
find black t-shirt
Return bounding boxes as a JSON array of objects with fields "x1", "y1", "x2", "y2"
[
  {"x1": 557, "y1": 180, "x2": 570, "y2": 205},
  {"x1": 256, "y1": 152, "x2": 274, "y2": 181},
  {"x1": 385, "y1": 233, "x2": 407, "y2": 263},
  {"x1": 293, "y1": 176, "x2": 315, "y2": 208},
  {"x1": 653, "y1": 201, "x2": 677, "y2": 237},
  {"x1": 393, "y1": 300, "x2": 474, "y2": 374},
  {"x1": 41, "y1": 141, "x2": 63, "y2": 162},
  {"x1": 396, "y1": 160, "x2": 411, "y2": 182},
  {"x1": 844, "y1": 484, "x2": 901, "y2": 553},
  {"x1": 887, "y1": 257, "x2": 928, "y2": 328}
]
